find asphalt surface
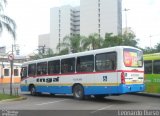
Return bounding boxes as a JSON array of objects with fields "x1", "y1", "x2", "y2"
[{"x1": 0, "y1": 84, "x2": 160, "y2": 116}]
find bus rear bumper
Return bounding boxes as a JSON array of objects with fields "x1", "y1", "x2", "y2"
[{"x1": 118, "y1": 84, "x2": 145, "y2": 93}]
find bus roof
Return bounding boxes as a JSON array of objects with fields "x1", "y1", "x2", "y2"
[
  {"x1": 143, "y1": 53, "x2": 160, "y2": 60},
  {"x1": 23, "y1": 46, "x2": 141, "y2": 65}
]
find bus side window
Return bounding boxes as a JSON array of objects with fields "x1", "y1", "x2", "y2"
[
  {"x1": 76, "y1": 55, "x2": 94, "y2": 72},
  {"x1": 28, "y1": 64, "x2": 36, "y2": 76},
  {"x1": 61, "y1": 58, "x2": 75, "y2": 74},
  {"x1": 37, "y1": 62, "x2": 47, "y2": 76},
  {"x1": 153, "y1": 60, "x2": 160, "y2": 74},
  {"x1": 48, "y1": 60, "x2": 60, "y2": 75},
  {"x1": 144, "y1": 61, "x2": 152, "y2": 74},
  {"x1": 95, "y1": 52, "x2": 117, "y2": 71}
]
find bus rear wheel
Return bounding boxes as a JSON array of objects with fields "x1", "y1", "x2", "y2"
[{"x1": 73, "y1": 84, "x2": 84, "y2": 100}]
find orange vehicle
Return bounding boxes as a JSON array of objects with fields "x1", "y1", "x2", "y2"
[{"x1": 0, "y1": 62, "x2": 21, "y2": 84}]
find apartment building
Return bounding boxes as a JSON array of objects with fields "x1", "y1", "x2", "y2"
[
  {"x1": 38, "y1": 0, "x2": 122, "y2": 53},
  {"x1": 80, "y1": 0, "x2": 122, "y2": 37}
]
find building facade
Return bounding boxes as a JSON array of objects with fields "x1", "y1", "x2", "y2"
[
  {"x1": 38, "y1": 0, "x2": 122, "y2": 53},
  {"x1": 80, "y1": 0, "x2": 122, "y2": 37},
  {"x1": 50, "y1": 6, "x2": 80, "y2": 52}
]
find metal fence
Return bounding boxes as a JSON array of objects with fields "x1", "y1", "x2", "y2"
[{"x1": 0, "y1": 83, "x2": 20, "y2": 96}]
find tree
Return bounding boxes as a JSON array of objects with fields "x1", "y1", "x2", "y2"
[
  {"x1": 102, "y1": 32, "x2": 139, "y2": 48},
  {"x1": 142, "y1": 43, "x2": 160, "y2": 54},
  {"x1": 142, "y1": 47, "x2": 156, "y2": 54},
  {"x1": 29, "y1": 48, "x2": 55, "y2": 60},
  {"x1": 0, "y1": 0, "x2": 16, "y2": 39},
  {"x1": 121, "y1": 32, "x2": 138, "y2": 47},
  {"x1": 155, "y1": 43, "x2": 160, "y2": 52},
  {"x1": 81, "y1": 33, "x2": 103, "y2": 50},
  {"x1": 57, "y1": 35, "x2": 85, "y2": 55},
  {"x1": 102, "y1": 33, "x2": 122, "y2": 48}
]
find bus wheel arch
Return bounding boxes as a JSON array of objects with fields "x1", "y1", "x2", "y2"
[
  {"x1": 29, "y1": 84, "x2": 36, "y2": 96},
  {"x1": 72, "y1": 83, "x2": 84, "y2": 100}
]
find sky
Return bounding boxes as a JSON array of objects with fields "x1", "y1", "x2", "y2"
[{"x1": 0, "y1": 0, "x2": 160, "y2": 55}]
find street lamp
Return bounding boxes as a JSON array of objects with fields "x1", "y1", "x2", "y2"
[{"x1": 124, "y1": 8, "x2": 130, "y2": 33}]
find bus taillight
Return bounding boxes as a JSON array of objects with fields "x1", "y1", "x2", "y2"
[{"x1": 121, "y1": 72, "x2": 125, "y2": 84}]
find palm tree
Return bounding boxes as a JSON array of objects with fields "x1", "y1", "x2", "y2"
[
  {"x1": 0, "y1": 0, "x2": 16, "y2": 39},
  {"x1": 102, "y1": 33, "x2": 123, "y2": 48},
  {"x1": 57, "y1": 35, "x2": 85, "y2": 55},
  {"x1": 81, "y1": 33, "x2": 103, "y2": 50}
]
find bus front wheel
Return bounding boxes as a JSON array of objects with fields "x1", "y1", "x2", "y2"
[
  {"x1": 73, "y1": 84, "x2": 84, "y2": 100},
  {"x1": 30, "y1": 86, "x2": 36, "y2": 96}
]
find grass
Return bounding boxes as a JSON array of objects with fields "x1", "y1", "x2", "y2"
[{"x1": 0, "y1": 94, "x2": 19, "y2": 101}]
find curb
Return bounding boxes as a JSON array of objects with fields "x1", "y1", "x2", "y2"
[
  {"x1": 131, "y1": 92, "x2": 160, "y2": 97},
  {"x1": 0, "y1": 96, "x2": 27, "y2": 103}
]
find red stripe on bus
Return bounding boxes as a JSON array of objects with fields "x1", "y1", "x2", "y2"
[
  {"x1": 21, "y1": 69, "x2": 144, "y2": 81},
  {"x1": 117, "y1": 70, "x2": 144, "y2": 73}
]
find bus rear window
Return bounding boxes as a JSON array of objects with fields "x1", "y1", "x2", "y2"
[{"x1": 123, "y1": 48, "x2": 143, "y2": 67}]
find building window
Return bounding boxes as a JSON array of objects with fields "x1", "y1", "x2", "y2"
[
  {"x1": 98, "y1": 8, "x2": 100, "y2": 13},
  {"x1": 98, "y1": 19, "x2": 100, "y2": 23},
  {"x1": 14, "y1": 69, "x2": 19, "y2": 76},
  {"x1": 59, "y1": 9, "x2": 61, "y2": 13},
  {"x1": 4, "y1": 69, "x2": 10, "y2": 76},
  {"x1": 98, "y1": 14, "x2": 100, "y2": 17}
]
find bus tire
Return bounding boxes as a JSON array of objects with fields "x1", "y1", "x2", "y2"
[
  {"x1": 30, "y1": 86, "x2": 37, "y2": 96},
  {"x1": 73, "y1": 84, "x2": 84, "y2": 100}
]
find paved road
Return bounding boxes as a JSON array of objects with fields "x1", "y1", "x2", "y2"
[
  {"x1": 1, "y1": 92, "x2": 160, "y2": 116},
  {"x1": 0, "y1": 93, "x2": 160, "y2": 110},
  {"x1": 1, "y1": 84, "x2": 160, "y2": 116}
]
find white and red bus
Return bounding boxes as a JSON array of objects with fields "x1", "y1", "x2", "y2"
[{"x1": 20, "y1": 46, "x2": 145, "y2": 99}]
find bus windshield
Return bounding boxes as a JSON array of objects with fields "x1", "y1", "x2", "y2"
[{"x1": 123, "y1": 48, "x2": 143, "y2": 67}]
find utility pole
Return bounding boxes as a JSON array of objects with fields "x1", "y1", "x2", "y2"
[{"x1": 9, "y1": 44, "x2": 14, "y2": 96}]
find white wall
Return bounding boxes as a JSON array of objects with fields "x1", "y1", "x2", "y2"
[
  {"x1": 80, "y1": 0, "x2": 98, "y2": 36},
  {"x1": 80, "y1": 0, "x2": 122, "y2": 37},
  {"x1": 50, "y1": 6, "x2": 73, "y2": 52},
  {"x1": 38, "y1": 34, "x2": 50, "y2": 49}
]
